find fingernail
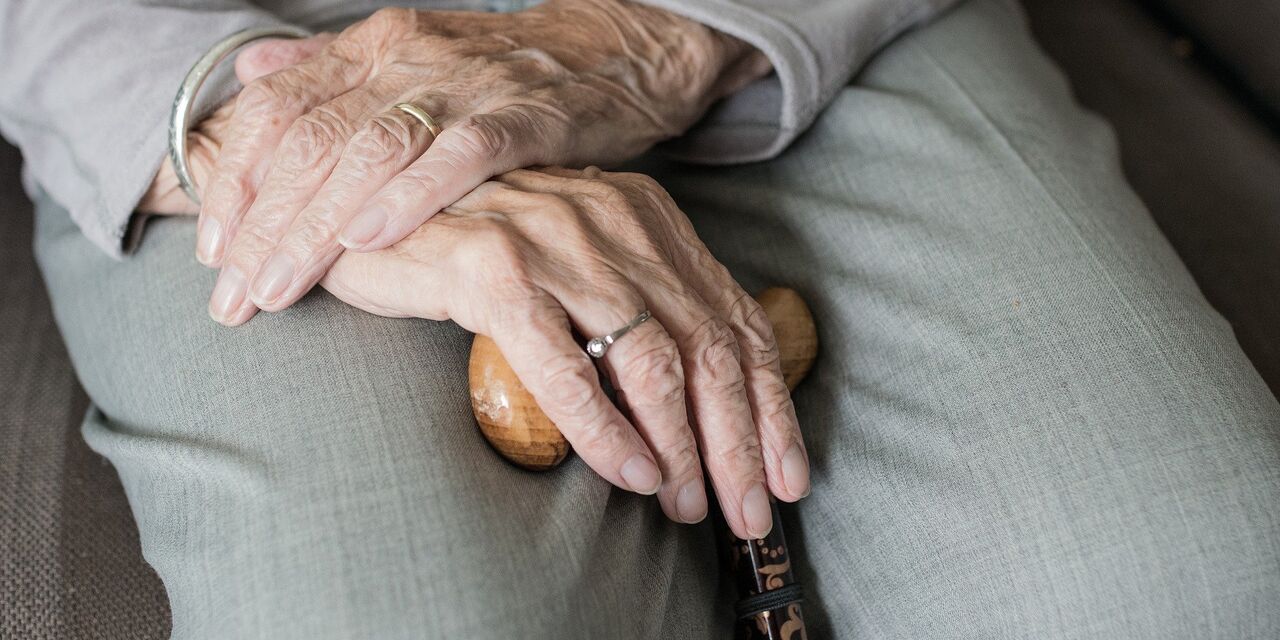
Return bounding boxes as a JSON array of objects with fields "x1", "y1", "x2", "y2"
[
  {"x1": 338, "y1": 206, "x2": 387, "y2": 249},
  {"x1": 782, "y1": 443, "x2": 811, "y2": 499},
  {"x1": 197, "y1": 217, "x2": 223, "y2": 265},
  {"x1": 742, "y1": 483, "x2": 773, "y2": 539},
  {"x1": 251, "y1": 252, "x2": 295, "y2": 304},
  {"x1": 209, "y1": 267, "x2": 247, "y2": 322},
  {"x1": 620, "y1": 455, "x2": 661, "y2": 495},
  {"x1": 676, "y1": 482, "x2": 708, "y2": 523}
]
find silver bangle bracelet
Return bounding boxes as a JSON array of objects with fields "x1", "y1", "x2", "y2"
[{"x1": 168, "y1": 25, "x2": 313, "y2": 205}]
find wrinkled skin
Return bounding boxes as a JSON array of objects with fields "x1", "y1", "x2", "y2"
[
  {"x1": 140, "y1": 2, "x2": 805, "y2": 539},
  {"x1": 328, "y1": 168, "x2": 810, "y2": 539},
  {"x1": 146, "y1": 120, "x2": 809, "y2": 538},
  {"x1": 182, "y1": 0, "x2": 768, "y2": 328}
]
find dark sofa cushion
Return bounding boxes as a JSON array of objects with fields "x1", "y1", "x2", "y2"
[
  {"x1": 0, "y1": 142, "x2": 171, "y2": 639},
  {"x1": 1024, "y1": 0, "x2": 1280, "y2": 396},
  {"x1": 1149, "y1": 0, "x2": 1280, "y2": 120}
]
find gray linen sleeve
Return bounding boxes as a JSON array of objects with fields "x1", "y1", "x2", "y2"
[
  {"x1": 633, "y1": 0, "x2": 959, "y2": 164},
  {"x1": 0, "y1": 1, "x2": 296, "y2": 257}
]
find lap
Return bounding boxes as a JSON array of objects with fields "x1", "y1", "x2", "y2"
[
  {"x1": 643, "y1": 0, "x2": 1280, "y2": 635},
  {"x1": 36, "y1": 207, "x2": 718, "y2": 637},
  {"x1": 35, "y1": 0, "x2": 1280, "y2": 638}
]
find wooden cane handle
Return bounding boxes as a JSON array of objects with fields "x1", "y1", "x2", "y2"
[{"x1": 469, "y1": 287, "x2": 818, "y2": 470}]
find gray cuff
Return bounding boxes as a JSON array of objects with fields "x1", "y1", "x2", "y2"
[
  {"x1": 631, "y1": 0, "x2": 822, "y2": 165},
  {"x1": 119, "y1": 21, "x2": 298, "y2": 258}
]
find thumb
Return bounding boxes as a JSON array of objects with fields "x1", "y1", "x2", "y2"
[{"x1": 235, "y1": 33, "x2": 336, "y2": 84}]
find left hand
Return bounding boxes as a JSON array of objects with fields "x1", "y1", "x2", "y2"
[
  {"x1": 147, "y1": 100, "x2": 808, "y2": 539},
  {"x1": 196, "y1": 0, "x2": 769, "y2": 326},
  {"x1": 321, "y1": 166, "x2": 810, "y2": 539}
]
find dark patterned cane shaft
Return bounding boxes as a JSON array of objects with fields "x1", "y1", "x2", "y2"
[{"x1": 729, "y1": 500, "x2": 807, "y2": 640}]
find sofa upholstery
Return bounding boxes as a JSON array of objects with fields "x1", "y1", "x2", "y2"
[
  {"x1": 2, "y1": 1, "x2": 1278, "y2": 637},
  {"x1": 0, "y1": 144, "x2": 170, "y2": 638},
  {"x1": 1145, "y1": 0, "x2": 1280, "y2": 118}
]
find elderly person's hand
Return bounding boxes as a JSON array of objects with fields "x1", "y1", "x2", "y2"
[
  {"x1": 145, "y1": 112, "x2": 808, "y2": 539},
  {"x1": 193, "y1": 0, "x2": 769, "y2": 326},
  {"x1": 321, "y1": 167, "x2": 808, "y2": 539}
]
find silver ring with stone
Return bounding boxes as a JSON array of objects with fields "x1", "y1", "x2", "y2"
[{"x1": 586, "y1": 310, "x2": 652, "y2": 359}]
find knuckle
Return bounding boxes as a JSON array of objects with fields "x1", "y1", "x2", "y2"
[
  {"x1": 658, "y1": 436, "x2": 703, "y2": 479},
  {"x1": 624, "y1": 340, "x2": 685, "y2": 409},
  {"x1": 221, "y1": 228, "x2": 275, "y2": 272},
  {"x1": 207, "y1": 169, "x2": 256, "y2": 214},
  {"x1": 540, "y1": 353, "x2": 602, "y2": 420},
  {"x1": 459, "y1": 220, "x2": 533, "y2": 286},
  {"x1": 364, "y1": 7, "x2": 417, "y2": 34},
  {"x1": 573, "y1": 418, "x2": 627, "y2": 459},
  {"x1": 231, "y1": 222, "x2": 279, "y2": 254},
  {"x1": 728, "y1": 293, "x2": 779, "y2": 366},
  {"x1": 235, "y1": 81, "x2": 280, "y2": 115},
  {"x1": 525, "y1": 193, "x2": 583, "y2": 228},
  {"x1": 285, "y1": 214, "x2": 341, "y2": 254},
  {"x1": 236, "y1": 79, "x2": 306, "y2": 124},
  {"x1": 761, "y1": 391, "x2": 799, "y2": 428},
  {"x1": 238, "y1": 39, "x2": 301, "y2": 75},
  {"x1": 691, "y1": 318, "x2": 745, "y2": 393},
  {"x1": 611, "y1": 171, "x2": 674, "y2": 204},
  {"x1": 445, "y1": 116, "x2": 510, "y2": 163},
  {"x1": 392, "y1": 170, "x2": 444, "y2": 202},
  {"x1": 346, "y1": 117, "x2": 414, "y2": 163},
  {"x1": 282, "y1": 109, "x2": 346, "y2": 166},
  {"x1": 583, "y1": 180, "x2": 637, "y2": 223},
  {"x1": 465, "y1": 219, "x2": 519, "y2": 260},
  {"x1": 612, "y1": 171, "x2": 662, "y2": 192},
  {"x1": 710, "y1": 436, "x2": 765, "y2": 475}
]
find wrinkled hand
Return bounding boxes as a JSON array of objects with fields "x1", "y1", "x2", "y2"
[
  {"x1": 322, "y1": 168, "x2": 809, "y2": 538},
  {"x1": 194, "y1": 0, "x2": 769, "y2": 326},
  {"x1": 146, "y1": 102, "x2": 807, "y2": 536},
  {"x1": 139, "y1": 33, "x2": 334, "y2": 216}
]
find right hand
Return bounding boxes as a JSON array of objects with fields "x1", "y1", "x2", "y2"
[
  {"x1": 139, "y1": 33, "x2": 336, "y2": 217},
  {"x1": 322, "y1": 167, "x2": 810, "y2": 539},
  {"x1": 192, "y1": 2, "x2": 768, "y2": 326}
]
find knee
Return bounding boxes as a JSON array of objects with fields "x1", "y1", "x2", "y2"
[{"x1": 810, "y1": 408, "x2": 1280, "y2": 638}]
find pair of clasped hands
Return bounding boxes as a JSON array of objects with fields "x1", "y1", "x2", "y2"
[{"x1": 142, "y1": 0, "x2": 807, "y2": 540}]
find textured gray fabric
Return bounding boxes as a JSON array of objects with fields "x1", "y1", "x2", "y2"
[
  {"x1": 635, "y1": 0, "x2": 958, "y2": 164},
  {"x1": 1024, "y1": 0, "x2": 1280, "y2": 396},
  {"x1": 0, "y1": 144, "x2": 170, "y2": 638},
  {"x1": 0, "y1": 0, "x2": 952, "y2": 258},
  {"x1": 27, "y1": 0, "x2": 1280, "y2": 638}
]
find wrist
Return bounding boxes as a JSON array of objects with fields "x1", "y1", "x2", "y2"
[
  {"x1": 535, "y1": 0, "x2": 770, "y2": 135},
  {"x1": 618, "y1": 1, "x2": 771, "y2": 124},
  {"x1": 140, "y1": 102, "x2": 234, "y2": 215}
]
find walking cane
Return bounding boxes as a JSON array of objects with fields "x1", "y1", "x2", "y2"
[{"x1": 468, "y1": 287, "x2": 817, "y2": 639}]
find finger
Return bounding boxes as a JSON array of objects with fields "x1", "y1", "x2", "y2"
[
  {"x1": 209, "y1": 79, "x2": 399, "y2": 325},
  {"x1": 502, "y1": 169, "x2": 771, "y2": 537},
  {"x1": 234, "y1": 33, "x2": 337, "y2": 84},
  {"x1": 247, "y1": 100, "x2": 443, "y2": 311},
  {"x1": 338, "y1": 105, "x2": 564, "y2": 251},
  {"x1": 494, "y1": 298, "x2": 662, "y2": 496},
  {"x1": 553, "y1": 275, "x2": 707, "y2": 525},
  {"x1": 651, "y1": 283, "x2": 771, "y2": 539},
  {"x1": 622, "y1": 169, "x2": 808, "y2": 501},
  {"x1": 196, "y1": 41, "x2": 372, "y2": 267},
  {"x1": 711, "y1": 284, "x2": 809, "y2": 502}
]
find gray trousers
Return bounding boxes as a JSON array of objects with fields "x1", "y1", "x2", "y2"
[{"x1": 34, "y1": 0, "x2": 1280, "y2": 637}]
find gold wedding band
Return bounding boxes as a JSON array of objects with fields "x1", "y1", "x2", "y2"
[{"x1": 393, "y1": 102, "x2": 443, "y2": 139}]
